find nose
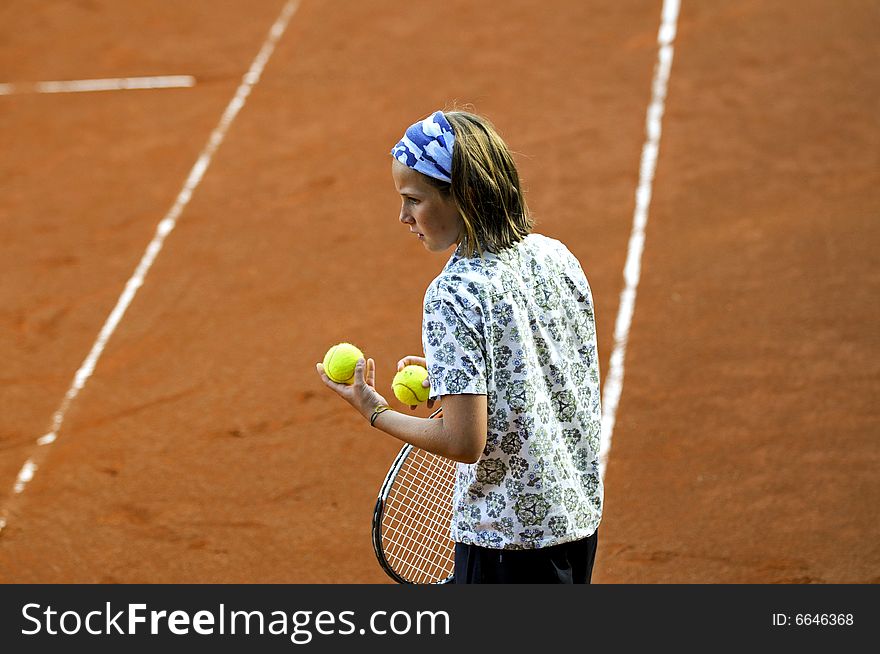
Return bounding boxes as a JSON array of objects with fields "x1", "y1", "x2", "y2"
[{"x1": 399, "y1": 205, "x2": 413, "y2": 224}]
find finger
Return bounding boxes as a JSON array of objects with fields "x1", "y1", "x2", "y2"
[
  {"x1": 398, "y1": 356, "x2": 426, "y2": 371},
  {"x1": 366, "y1": 358, "x2": 376, "y2": 387},
  {"x1": 316, "y1": 363, "x2": 340, "y2": 391},
  {"x1": 353, "y1": 357, "x2": 366, "y2": 385}
]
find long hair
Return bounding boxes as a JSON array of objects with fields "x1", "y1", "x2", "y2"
[{"x1": 425, "y1": 111, "x2": 533, "y2": 257}]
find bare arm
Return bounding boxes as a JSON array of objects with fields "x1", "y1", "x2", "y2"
[
  {"x1": 371, "y1": 393, "x2": 487, "y2": 463},
  {"x1": 316, "y1": 358, "x2": 487, "y2": 464}
]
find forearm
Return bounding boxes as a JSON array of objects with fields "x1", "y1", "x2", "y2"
[{"x1": 370, "y1": 408, "x2": 474, "y2": 463}]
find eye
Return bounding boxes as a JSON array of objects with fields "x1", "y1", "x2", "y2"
[{"x1": 405, "y1": 196, "x2": 420, "y2": 205}]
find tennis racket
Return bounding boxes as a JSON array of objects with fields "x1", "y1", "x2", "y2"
[{"x1": 372, "y1": 407, "x2": 456, "y2": 584}]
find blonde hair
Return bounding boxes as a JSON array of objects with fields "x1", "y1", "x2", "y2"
[{"x1": 425, "y1": 111, "x2": 532, "y2": 257}]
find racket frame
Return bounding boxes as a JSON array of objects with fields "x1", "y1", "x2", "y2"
[{"x1": 371, "y1": 407, "x2": 454, "y2": 584}]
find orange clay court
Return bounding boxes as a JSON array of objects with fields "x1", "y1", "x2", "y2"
[{"x1": 0, "y1": 0, "x2": 877, "y2": 583}]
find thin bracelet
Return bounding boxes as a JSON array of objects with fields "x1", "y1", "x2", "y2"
[{"x1": 370, "y1": 404, "x2": 392, "y2": 427}]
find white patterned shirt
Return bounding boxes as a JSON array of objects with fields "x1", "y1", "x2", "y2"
[{"x1": 422, "y1": 233, "x2": 603, "y2": 550}]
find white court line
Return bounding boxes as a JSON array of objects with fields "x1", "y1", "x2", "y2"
[
  {"x1": 599, "y1": 0, "x2": 680, "y2": 480},
  {"x1": 0, "y1": 76, "x2": 196, "y2": 95},
  {"x1": 0, "y1": 0, "x2": 302, "y2": 535}
]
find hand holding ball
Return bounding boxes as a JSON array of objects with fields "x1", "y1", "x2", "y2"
[
  {"x1": 392, "y1": 365, "x2": 431, "y2": 405},
  {"x1": 322, "y1": 343, "x2": 364, "y2": 384}
]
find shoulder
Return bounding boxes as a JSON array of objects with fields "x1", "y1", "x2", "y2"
[
  {"x1": 426, "y1": 250, "x2": 494, "y2": 304},
  {"x1": 524, "y1": 233, "x2": 586, "y2": 273},
  {"x1": 522, "y1": 232, "x2": 576, "y2": 259},
  {"x1": 502, "y1": 233, "x2": 582, "y2": 277}
]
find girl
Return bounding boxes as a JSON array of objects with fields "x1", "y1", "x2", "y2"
[{"x1": 317, "y1": 109, "x2": 602, "y2": 583}]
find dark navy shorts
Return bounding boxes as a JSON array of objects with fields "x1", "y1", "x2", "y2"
[{"x1": 453, "y1": 529, "x2": 598, "y2": 584}]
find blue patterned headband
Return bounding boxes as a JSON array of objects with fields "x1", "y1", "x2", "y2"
[{"x1": 391, "y1": 110, "x2": 455, "y2": 183}]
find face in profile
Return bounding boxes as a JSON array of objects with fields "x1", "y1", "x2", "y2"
[{"x1": 391, "y1": 160, "x2": 462, "y2": 253}]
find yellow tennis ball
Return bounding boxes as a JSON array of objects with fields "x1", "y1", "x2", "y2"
[
  {"x1": 322, "y1": 342, "x2": 363, "y2": 384},
  {"x1": 392, "y1": 365, "x2": 431, "y2": 405}
]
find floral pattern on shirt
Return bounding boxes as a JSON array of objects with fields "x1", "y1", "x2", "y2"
[{"x1": 422, "y1": 233, "x2": 603, "y2": 549}]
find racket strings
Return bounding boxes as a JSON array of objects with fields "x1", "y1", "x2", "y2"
[
  {"x1": 383, "y1": 457, "x2": 454, "y2": 580},
  {"x1": 383, "y1": 508, "x2": 452, "y2": 581},
  {"x1": 384, "y1": 474, "x2": 451, "y2": 571},
  {"x1": 390, "y1": 457, "x2": 453, "y2": 535},
  {"x1": 381, "y1": 448, "x2": 456, "y2": 583}
]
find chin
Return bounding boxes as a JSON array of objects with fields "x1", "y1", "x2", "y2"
[{"x1": 424, "y1": 240, "x2": 456, "y2": 253}]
